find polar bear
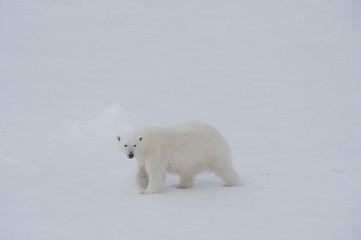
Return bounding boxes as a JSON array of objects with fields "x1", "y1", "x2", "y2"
[{"x1": 116, "y1": 121, "x2": 239, "y2": 194}]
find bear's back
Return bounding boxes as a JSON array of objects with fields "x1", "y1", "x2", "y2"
[
  {"x1": 167, "y1": 121, "x2": 216, "y2": 133},
  {"x1": 163, "y1": 121, "x2": 228, "y2": 151}
]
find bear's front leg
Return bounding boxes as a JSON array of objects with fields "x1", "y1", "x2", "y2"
[
  {"x1": 136, "y1": 162, "x2": 148, "y2": 189},
  {"x1": 144, "y1": 170, "x2": 166, "y2": 194},
  {"x1": 177, "y1": 174, "x2": 194, "y2": 189}
]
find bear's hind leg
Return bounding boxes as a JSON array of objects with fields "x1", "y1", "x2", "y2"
[
  {"x1": 213, "y1": 167, "x2": 240, "y2": 187},
  {"x1": 177, "y1": 174, "x2": 194, "y2": 189}
]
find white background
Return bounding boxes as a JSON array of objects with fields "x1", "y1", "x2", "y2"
[{"x1": 1, "y1": 0, "x2": 361, "y2": 239}]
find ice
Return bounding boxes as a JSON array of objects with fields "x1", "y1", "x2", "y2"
[{"x1": 1, "y1": 0, "x2": 361, "y2": 239}]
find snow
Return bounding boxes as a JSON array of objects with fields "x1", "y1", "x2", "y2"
[{"x1": 1, "y1": 0, "x2": 361, "y2": 239}]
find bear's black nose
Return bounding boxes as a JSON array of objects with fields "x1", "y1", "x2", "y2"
[{"x1": 128, "y1": 153, "x2": 134, "y2": 159}]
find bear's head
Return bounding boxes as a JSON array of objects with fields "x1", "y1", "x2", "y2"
[{"x1": 116, "y1": 134, "x2": 143, "y2": 159}]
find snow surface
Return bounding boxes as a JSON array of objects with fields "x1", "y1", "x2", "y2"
[{"x1": 1, "y1": 0, "x2": 361, "y2": 239}]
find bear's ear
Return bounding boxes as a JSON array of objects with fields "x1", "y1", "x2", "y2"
[
  {"x1": 139, "y1": 136, "x2": 143, "y2": 142},
  {"x1": 116, "y1": 136, "x2": 121, "y2": 142}
]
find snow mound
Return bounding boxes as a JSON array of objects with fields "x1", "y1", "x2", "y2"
[
  {"x1": 56, "y1": 103, "x2": 141, "y2": 146},
  {"x1": 81, "y1": 103, "x2": 139, "y2": 139}
]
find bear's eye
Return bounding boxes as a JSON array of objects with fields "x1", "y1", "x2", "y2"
[
  {"x1": 124, "y1": 145, "x2": 127, "y2": 147},
  {"x1": 134, "y1": 145, "x2": 137, "y2": 147}
]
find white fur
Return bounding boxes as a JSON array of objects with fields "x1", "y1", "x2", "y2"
[{"x1": 117, "y1": 121, "x2": 239, "y2": 194}]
